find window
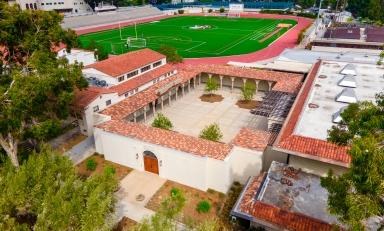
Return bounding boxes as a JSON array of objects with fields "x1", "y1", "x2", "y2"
[
  {"x1": 29, "y1": 3, "x2": 33, "y2": 9},
  {"x1": 118, "y1": 76, "x2": 124, "y2": 82},
  {"x1": 41, "y1": 3, "x2": 44, "y2": 5},
  {"x1": 93, "y1": 105, "x2": 99, "y2": 112},
  {"x1": 106, "y1": 100, "x2": 111, "y2": 106},
  {"x1": 140, "y1": 65, "x2": 151, "y2": 73},
  {"x1": 34, "y1": 3, "x2": 37, "y2": 9},
  {"x1": 153, "y1": 61, "x2": 162, "y2": 68},
  {"x1": 135, "y1": 88, "x2": 139, "y2": 93},
  {"x1": 126, "y1": 70, "x2": 138, "y2": 79},
  {"x1": 124, "y1": 92, "x2": 129, "y2": 98},
  {"x1": 26, "y1": 3, "x2": 29, "y2": 9}
]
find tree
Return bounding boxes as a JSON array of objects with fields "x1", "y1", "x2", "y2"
[
  {"x1": 205, "y1": 78, "x2": 219, "y2": 96},
  {"x1": 367, "y1": 0, "x2": 382, "y2": 21},
  {"x1": 241, "y1": 82, "x2": 256, "y2": 101},
  {"x1": 0, "y1": 146, "x2": 118, "y2": 230},
  {"x1": 199, "y1": 123, "x2": 223, "y2": 142},
  {"x1": 152, "y1": 113, "x2": 173, "y2": 130},
  {"x1": 0, "y1": 3, "x2": 88, "y2": 167},
  {"x1": 158, "y1": 45, "x2": 183, "y2": 64},
  {"x1": 321, "y1": 93, "x2": 384, "y2": 230}
]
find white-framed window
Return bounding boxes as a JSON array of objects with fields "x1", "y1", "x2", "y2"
[
  {"x1": 134, "y1": 88, "x2": 139, "y2": 93},
  {"x1": 93, "y1": 105, "x2": 99, "y2": 112},
  {"x1": 153, "y1": 60, "x2": 162, "y2": 68},
  {"x1": 127, "y1": 70, "x2": 138, "y2": 79},
  {"x1": 106, "y1": 100, "x2": 111, "y2": 106},
  {"x1": 124, "y1": 92, "x2": 129, "y2": 98},
  {"x1": 140, "y1": 65, "x2": 150, "y2": 73},
  {"x1": 118, "y1": 76, "x2": 124, "y2": 82}
]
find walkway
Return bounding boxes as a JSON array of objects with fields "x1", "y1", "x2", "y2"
[{"x1": 65, "y1": 135, "x2": 95, "y2": 165}]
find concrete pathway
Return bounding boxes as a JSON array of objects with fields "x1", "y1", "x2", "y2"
[{"x1": 65, "y1": 136, "x2": 95, "y2": 165}]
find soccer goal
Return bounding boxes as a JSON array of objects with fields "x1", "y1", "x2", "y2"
[
  {"x1": 227, "y1": 3, "x2": 243, "y2": 18},
  {"x1": 126, "y1": 37, "x2": 147, "y2": 48}
]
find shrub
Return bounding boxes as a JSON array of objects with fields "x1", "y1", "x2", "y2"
[
  {"x1": 170, "y1": 187, "x2": 182, "y2": 197},
  {"x1": 178, "y1": 9, "x2": 184, "y2": 14},
  {"x1": 86, "y1": 158, "x2": 97, "y2": 171},
  {"x1": 205, "y1": 78, "x2": 219, "y2": 95},
  {"x1": 104, "y1": 165, "x2": 116, "y2": 175},
  {"x1": 158, "y1": 45, "x2": 183, "y2": 63},
  {"x1": 208, "y1": 9, "x2": 213, "y2": 13},
  {"x1": 196, "y1": 200, "x2": 211, "y2": 213},
  {"x1": 199, "y1": 123, "x2": 223, "y2": 142},
  {"x1": 219, "y1": 7, "x2": 225, "y2": 13},
  {"x1": 241, "y1": 82, "x2": 256, "y2": 101},
  {"x1": 152, "y1": 113, "x2": 173, "y2": 130}
]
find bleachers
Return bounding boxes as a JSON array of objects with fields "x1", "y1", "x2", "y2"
[
  {"x1": 62, "y1": 5, "x2": 164, "y2": 29},
  {"x1": 155, "y1": 1, "x2": 294, "y2": 10}
]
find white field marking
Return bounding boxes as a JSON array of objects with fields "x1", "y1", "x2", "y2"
[
  {"x1": 249, "y1": 24, "x2": 277, "y2": 40},
  {"x1": 185, "y1": 41, "x2": 207, "y2": 52}
]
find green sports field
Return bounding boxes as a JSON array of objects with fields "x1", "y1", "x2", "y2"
[{"x1": 78, "y1": 16, "x2": 297, "y2": 58}]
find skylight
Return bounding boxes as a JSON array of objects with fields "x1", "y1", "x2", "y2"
[
  {"x1": 336, "y1": 88, "x2": 358, "y2": 103},
  {"x1": 338, "y1": 75, "x2": 357, "y2": 88}
]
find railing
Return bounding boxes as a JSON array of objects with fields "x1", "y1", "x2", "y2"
[{"x1": 155, "y1": 1, "x2": 294, "y2": 10}]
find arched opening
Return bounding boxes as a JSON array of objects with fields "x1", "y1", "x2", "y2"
[{"x1": 143, "y1": 151, "x2": 159, "y2": 175}]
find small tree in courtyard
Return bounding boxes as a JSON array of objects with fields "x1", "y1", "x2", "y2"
[
  {"x1": 199, "y1": 123, "x2": 223, "y2": 142},
  {"x1": 152, "y1": 113, "x2": 173, "y2": 130},
  {"x1": 205, "y1": 78, "x2": 219, "y2": 96},
  {"x1": 219, "y1": 7, "x2": 225, "y2": 13},
  {"x1": 241, "y1": 82, "x2": 256, "y2": 101}
]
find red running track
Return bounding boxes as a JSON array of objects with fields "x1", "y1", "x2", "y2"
[{"x1": 75, "y1": 13, "x2": 313, "y2": 65}]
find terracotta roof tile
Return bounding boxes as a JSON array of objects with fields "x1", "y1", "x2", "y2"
[
  {"x1": 73, "y1": 86, "x2": 114, "y2": 109},
  {"x1": 183, "y1": 64, "x2": 303, "y2": 94},
  {"x1": 96, "y1": 120, "x2": 233, "y2": 160},
  {"x1": 231, "y1": 128, "x2": 271, "y2": 151},
  {"x1": 275, "y1": 61, "x2": 351, "y2": 165},
  {"x1": 237, "y1": 175, "x2": 334, "y2": 231},
  {"x1": 85, "y1": 48, "x2": 165, "y2": 77}
]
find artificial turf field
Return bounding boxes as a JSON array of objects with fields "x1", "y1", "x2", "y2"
[{"x1": 78, "y1": 16, "x2": 297, "y2": 58}]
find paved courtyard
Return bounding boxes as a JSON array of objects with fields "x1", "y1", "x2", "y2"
[{"x1": 146, "y1": 86, "x2": 268, "y2": 143}]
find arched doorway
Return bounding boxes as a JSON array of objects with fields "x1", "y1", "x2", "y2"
[{"x1": 143, "y1": 151, "x2": 159, "y2": 175}]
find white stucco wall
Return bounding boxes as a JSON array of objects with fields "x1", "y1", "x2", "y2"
[
  {"x1": 82, "y1": 68, "x2": 117, "y2": 85},
  {"x1": 288, "y1": 155, "x2": 348, "y2": 176},
  {"x1": 94, "y1": 128, "x2": 232, "y2": 193},
  {"x1": 227, "y1": 146, "x2": 263, "y2": 184}
]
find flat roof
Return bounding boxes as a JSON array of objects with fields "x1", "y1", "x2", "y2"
[{"x1": 294, "y1": 61, "x2": 384, "y2": 140}]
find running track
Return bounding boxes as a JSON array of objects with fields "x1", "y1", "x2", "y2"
[{"x1": 74, "y1": 13, "x2": 313, "y2": 65}]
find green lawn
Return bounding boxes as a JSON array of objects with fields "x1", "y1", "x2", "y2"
[{"x1": 78, "y1": 16, "x2": 297, "y2": 58}]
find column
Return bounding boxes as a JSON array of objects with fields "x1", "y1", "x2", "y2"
[
  {"x1": 188, "y1": 80, "x2": 191, "y2": 92},
  {"x1": 133, "y1": 112, "x2": 137, "y2": 123},
  {"x1": 161, "y1": 96, "x2": 164, "y2": 110},
  {"x1": 143, "y1": 106, "x2": 147, "y2": 122},
  {"x1": 152, "y1": 101, "x2": 156, "y2": 115},
  {"x1": 175, "y1": 87, "x2": 178, "y2": 100},
  {"x1": 242, "y1": 78, "x2": 247, "y2": 88},
  {"x1": 193, "y1": 77, "x2": 196, "y2": 89},
  {"x1": 268, "y1": 81, "x2": 273, "y2": 92},
  {"x1": 168, "y1": 93, "x2": 171, "y2": 106},
  {"x1": 254, "y1": 80, "x2": 260, "y2": 94},
  {"x1": 208, "y1": 74, "x2": 212, "y2": 79},
  {"x1": 182, "y1": 83, "x2": 185, "y2": 96},
  {"x1": 231, "y1": 77, "x2": 235, "y2": 92},
  {"x1": 220, "y1": 75, "x2": 223, "y2": 89},
  {"x1": 198, "y1": 74, "x2": 201, "y2": 85}
]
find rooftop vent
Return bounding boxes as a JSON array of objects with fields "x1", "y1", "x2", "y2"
[
  {"x1": 338, "y1": 75, "x2": 357, "y2": 88},
  {"x1": 332, "y1": 106, "x2": 348, "y2": 123},
  {"x1": 308, "y1": 103, "x2": 319, "y2": 108},
  {"x1": 336, "y1": 88, "x2": 358, "y2": 103},
  {"x1": 318, "y1": 75, "x2": 327, "y2": 79},
  {"x1": 340, "y1": 64, "x2": 357, "y2": 76}
]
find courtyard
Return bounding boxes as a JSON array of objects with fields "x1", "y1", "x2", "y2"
[{"x1": 146, "y1": 85, "x2": 268, "y2": 143}]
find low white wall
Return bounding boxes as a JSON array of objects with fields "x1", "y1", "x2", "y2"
[
  {"x1": 94, "y1": 128, "x2": 231, "y2": 192},
  {"x1": 228, "y1": 146, "x2": 263, "y2": 184}
]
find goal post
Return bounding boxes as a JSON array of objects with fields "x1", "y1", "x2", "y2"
[
  {"x1": 126, "y1": 37, "x2": 147, "y2": 48},
  {"x1": 228, "y1": 3, "x2": 243, "y2": 18}
]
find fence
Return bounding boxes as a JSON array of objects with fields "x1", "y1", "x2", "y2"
[{"x1": 155, "y1": 1, "x2": 294, "y2": 10}]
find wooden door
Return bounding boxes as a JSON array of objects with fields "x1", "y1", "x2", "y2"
[{"x1": 144, "y1": 155, "x2": 159, "y2": 175}]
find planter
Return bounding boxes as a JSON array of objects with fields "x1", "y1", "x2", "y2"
[
  {"x1": 236, "y1": 100, "x2": 261, "y2": 109},
  {"x1": 200, "y1": 94, "x2": 224, "y2": 103}
]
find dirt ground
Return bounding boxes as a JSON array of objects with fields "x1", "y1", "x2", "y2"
[
  {"x1": 113, "y1": 217, "x2": 137, "y2": 231},
  {"x1": 76, "y1": 153, "x2": 132, "y2": 180},
  {"x1": 236, "y1": 100, "x2": 261, "y2": 109},
  {"x1": 146, "y1": 181, "x2": 226, "y2": 225},
  {"x1": 199, "y1": 94, "x2": 224, "y2": 103}
]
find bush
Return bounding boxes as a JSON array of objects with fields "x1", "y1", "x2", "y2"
[
  {"x1": 170, "y1": 187, "x2": 182, "y2": 197},
  {"x1": 152, "y1": 113, "x2": 173, "y2": 130},
  {"x1": 219, "y1": 7, "x2": 225, "y2": 13},
  {"x1": 199, "y1": 123, "x2": 223, "y2": 142},
  {"x1": 196, "y1": 200, "x2": 211, "y2": 213},
  {"x1": 178, "y1": 9, "x2": 184, "y2": 14},
  {"x1": 205, "y1": 78, "x2": 219, "y2": 95},
  {"x1": 86, "y1": 158, "x2": 97, "y2": 171},
  {"x1": 158, "y1": 45, "x2": 183, "y2": 63},
  {"x1": 241, "y1": 82, "x2": 256, "y2": 101},
  {"x1": 104, "y1": 165, "x2": 116, "y2": 175},
  {"x1": 208, "y1": 9, "x2": 213, "y2": 13}
]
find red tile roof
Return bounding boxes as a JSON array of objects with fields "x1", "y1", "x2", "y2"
[
  {"x1": 237, "y1": 175, "x2": 334, "y2": 231},
  {"x1": 231, "y1": 128, "x2": 271, "y2": 151},
  {"x1": 101, "y1": 69, "x2": 197, "y2": 119},
  {"x1": 96, "y1": 120, "x2": 233, "y2": 160},
  {"x1": 109, "y1": 64, "x2": 176, "y2": 95},
  {"x1": 84, "y1": 48, "x2": 165, "y2": 77},
  {"x1": 275, "y1": 61, "x2": 351, "y2": 165},
  {"x1": 183, "y1": 64, "x2": 303, "y2": 94},
  {"x1": 73, "y1": 86, "x2": 114, "y2": 109}
]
